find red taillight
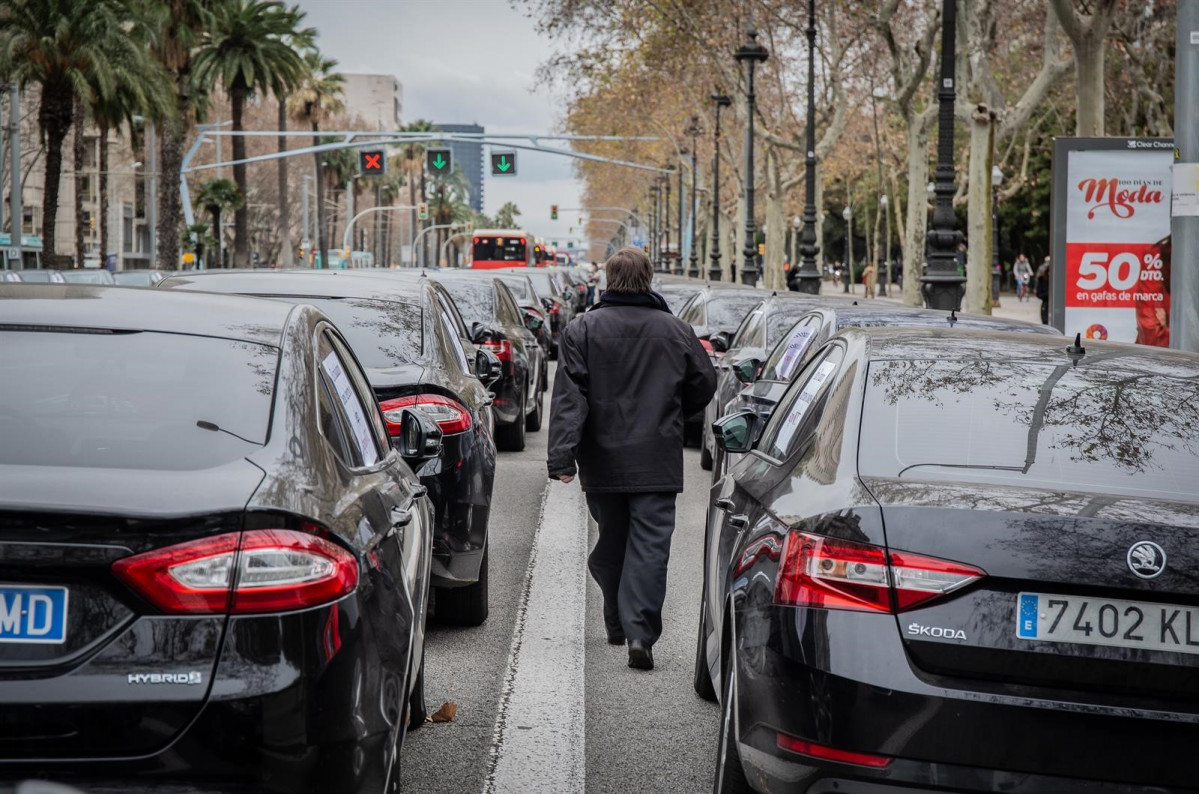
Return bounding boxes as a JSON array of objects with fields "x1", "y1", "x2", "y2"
[
  {"x1": 549, "y1": 302, "x2": 560, "y2": 315},
  {"x1": 699, "y1": 338, "x2": 713, "y2": 352},
  {"x1": 776, "y1": 732, "x2": 892, "y2": 768},
  {"x1": 112, "y1": 529, "x2": 359, "y2": 615},
  {"x1": 481, "y1": 338, "x2": 513, "y2": 362},
  {"x1": 379, "y1": 394, "x2": 472, "y2": 435},
  {"x1": 774, "y1": 531, "x2": 984, "y2": 613}
]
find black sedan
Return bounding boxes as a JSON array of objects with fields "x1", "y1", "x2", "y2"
[
  {"x1": 0, "y1": 284, "x2": 438, "y2": 793},
  {"x1": 495, "y1": 267, "x2": 575, "y2": 357},
  {"x1": 675, "y1": 285, "x2": 774, "y2": 358},
  {"x1": 428, "y1": 271, "x2": 548, "y2": 450},
  {"x1": 160, "y1": 270, "x2": 499, "y2": 626},
  {"x1": 700, "y1": 327, "x2": 1199, "y2": 793},
  {"x1": 463, "y1": 270, "x2": 554, "y2": 358},
  {"x1": 652, "y1": 274, "x2": 708, "y2": 314}
]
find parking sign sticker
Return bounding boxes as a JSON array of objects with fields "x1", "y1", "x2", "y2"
[
  {"x1": 775, "y1": 326, "x2": 816, "y2": 380},
  {"x1": 774, "y1": 360, "x2": 837, "y2": 453},
  {"x1": 321, "y1": 351, "x2": 379, "y2": 467}
]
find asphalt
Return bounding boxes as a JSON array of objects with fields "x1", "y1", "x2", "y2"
[{"x1": 400, "y1": 371, "x2": 720, "y2": 793}]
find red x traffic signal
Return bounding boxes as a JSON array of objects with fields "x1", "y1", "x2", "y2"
[{"x1": 359, "y1": 150, "x2": 386, "y2": 175}]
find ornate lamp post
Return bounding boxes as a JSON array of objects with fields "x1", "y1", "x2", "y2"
[
  {"x1": 650, "y1": 183, "x2": 661, "y2": 271},
  {"x1": 675, "y1": 155, "x2": 685, "y2": 275},
  {"x1": 792, "y1": 0, "x2": 822, "y2": 294},
  {"x1": 791, "y1": 215, "x2": 801, "y2": 273},
  {"x1": 842, "y1": 204, "x2": 852, "y2": 294},
  {"x1": 734, "y1": 24, "x2": 769, "y2": 286},
  {"x1": 991, "y1": 164, "x2": 1004, "y2": 306},
  {"x1": 921, "y1": 0, "x2": 965, "y2": 309},
  {"x1": 663, "y1": 169, "x2": 673, "y2": 274},
  {"x1": 709, "y1": 93, "x2": 732, "y2": 282},
  {"x1": 687, "y1": 115, "x2": 701, "y2": 278},
  {"x1": 879, "y1": 194, "x2": 889, "y2": 297}
]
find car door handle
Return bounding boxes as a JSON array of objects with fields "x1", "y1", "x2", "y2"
[
  {"x1": 411, "y1": 485, "x2": 428, "y2": 499},
  {"x1": 714, "y1": 498, "x2": 736, "y2": 512},
  {"x1": 727, "y1": 514, "x2": 749, "y2": 529}
]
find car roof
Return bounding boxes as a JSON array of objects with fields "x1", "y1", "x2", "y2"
[
  {"x1": 837, "y1": 326, "x2": 1199, "y2": 373},
  {"x1": 0, "y1": 283, "x2": 294, "y2": 346},
  {"x1": 821, "y1": 303, "x2": 1060, "y2": 335},
  {"x1": 159, "y1": 269, "x2": 426, "y2": 304}
]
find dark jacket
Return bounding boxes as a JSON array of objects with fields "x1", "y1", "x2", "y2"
[{"x1": 547, "y1": 291, "x2": 717, "y2": 493}]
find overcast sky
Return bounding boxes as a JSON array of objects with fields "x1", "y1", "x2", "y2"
[{"x1": 296, "y1": 0, "x2": 591, "y2": 247}]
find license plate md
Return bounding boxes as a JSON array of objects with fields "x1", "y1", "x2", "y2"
[
  {"x1": 0, "y1": 585, "x2": 69, "y2": 644},
  {"x1": 1017, "y1": 592, "x2": 1199, "y2": 656}
]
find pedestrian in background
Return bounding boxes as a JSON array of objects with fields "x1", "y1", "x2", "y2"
[
  {"x1": 547, "y1": 246, "x2": 716, "y2": 671},
  {"x1": 586, "y1": 261, "x2": 599, "y2": 306},
  {"x1": 1035, "y1": 256, "x2": 1052, "y2": 324},
  {"x1": 861, "y1": 261, "x2": 876, "y2": 298},
  {"x1": 1013, "y1": 254, "x2": 1033, "y2": 302}
]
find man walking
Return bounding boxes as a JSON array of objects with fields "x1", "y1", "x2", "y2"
[{"x1": 548, "y1": 247, "x2": 716, "y2": 671}]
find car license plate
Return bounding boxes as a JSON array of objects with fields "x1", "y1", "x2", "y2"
[
  {"x1": 1017, "y1": 592, "x2": 1199, "y2": 656},
  {"x1": 0, "y1": 585, "x2": 69, "y2": 644}
]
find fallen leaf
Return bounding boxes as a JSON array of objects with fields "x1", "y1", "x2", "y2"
[{"x1": 428, "y1": 702, "x2": 458, "y2": 723}]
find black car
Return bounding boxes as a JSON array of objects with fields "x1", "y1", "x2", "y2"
[
  {"x1": 700, "y1": 327, "x2": 1199, "y2": 793},
  {"x1": 549, "y1": 266, "x2": 588, "y2": 313},
  {"x1": 652, "y1": 275, "x2": 708, "y2": 314},
  {"x1": 427, "y1": 271, "x2": 548, "y2": 450},
  {"x1": 463, "y1": 270, "x2": 554, "y2": 358},
  {"x1": 0, "y1": 284, "x2": 439, "y2": 793},
  {"x1": 495, "y1": 267, "x2": 576, "y2": 357},
  {"x1": 160, "y1": 269, "x2": 499, "y2": 626},
  {"x1": 700, "y1": 293, "x2": 854, "y2": 470}
]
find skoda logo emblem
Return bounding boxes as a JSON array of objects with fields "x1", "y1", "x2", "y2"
[{"x1": 1127, "y1": 541, "x2": 1166, "y2": 579}]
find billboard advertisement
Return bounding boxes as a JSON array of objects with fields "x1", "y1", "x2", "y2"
[{"x1": 1051, "y1": 138, "x2": 1173, "y2": 345}]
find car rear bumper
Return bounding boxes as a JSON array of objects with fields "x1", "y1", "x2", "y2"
[
  {"x1": 731, "y1": 603, "x2": 1199, "y2": 792},
  {"x1": 413, "y1": 429, "x2": 494, "y2": 587}
]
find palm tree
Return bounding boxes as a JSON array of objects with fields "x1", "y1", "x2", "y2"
[
  {"x1": 271, "y1": 17, "x2": 314, "y2": 268},
  {"x1": 193, "y1": 177, "x2": 242, "y2": 267},
  {"x1": 148, "y1": 0, "x2": 215, "y2": 270},
  {"x1": 430, "y1": 164, "x2": 472, "y2": 264},
  {"x1": 400, "y1": 119, "x2": 437, "y2": 264},
  {"x1": 321, "y1": 145, "x2": 357, "y2": 257},
  {"x1": 193, "y1": 0, "x2": 306, "y2": 267},
  {"x1": 287, "y1": 50, "x2": 343, "y2": 268},
  {"x1": 495, "y1": 201, "x2": 522, "y2": 229},
  {"x1": 0, "y1": 0, "x2": 143, "y2": 266}
]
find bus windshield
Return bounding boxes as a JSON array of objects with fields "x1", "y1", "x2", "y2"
[{"x1": 473, "y1": 235, "x2": 527, "y2": 264}]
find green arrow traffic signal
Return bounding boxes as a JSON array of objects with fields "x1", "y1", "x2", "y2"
[
  {"x1": 490, "y1": 151, "x2": 517, "y2": 176},
  {"x1": 426, "y1": 148, "x2": 452, "y2": 174},
  {"x1": 433, "y1": 154, "x2": 445, "y2": 168},
  {"x1": 497, "y1": 156, "x2": 510, "y2": 172}
]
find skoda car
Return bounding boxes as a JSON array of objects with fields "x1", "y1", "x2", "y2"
[
  {"x1": 699, "y1": 327, "x2": 1199, "y2": 793},
  {"x1": 0, "y1": 284, "x2": 438, "y2": 793}
]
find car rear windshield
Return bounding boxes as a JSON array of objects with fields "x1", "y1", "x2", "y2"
[
  {"x1": 706, "y1": 296, "x2": 763, "y2": 331},
  {"x1": 858, "y1": 358, "x2": 1199, "y2": 502},
  {"x1": 766, "y1": 308, "x2": 812, "y2": 346},
  {"x1": 438, "y1": 281, "x2": 495, "y2": 325},
  {"x1": 473, "y1": 235, "x2": 527, "y2": 262},
  {"x1": 0, "y1": 329, "x2": 278, "y2": 470},
  {"x1": 300, "y1": 298, "x2": 423, "y2": 369},
  {"x1": 499, "y1": 277, "x2": 532, "y2": 302}
]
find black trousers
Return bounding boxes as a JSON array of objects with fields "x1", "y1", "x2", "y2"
[{"x1": 585, "y1": 492, "x2": 677, "y2": 646}]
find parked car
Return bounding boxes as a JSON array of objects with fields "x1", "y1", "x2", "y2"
[
  {"x1": 159, "y1": 269, "x2": 499, "y2": 626},
  {"x1": 699, "y1": 293, "x2": 853, "y2": 470},
  {"x1": 549, "y1": 266, "x2": 588, "y2": 312},
  {"x1": 0, "y1": 271, "x2": 20, "y2": 283},
  {"x1": 461, "y1": 270, "x2": 555, "y2": 359},
  {"x1": 426, "y1": 271, "x2": 548, "y2": 448},
  {"x1": 11, "y1": 269, "x2": 66, "y2": 284},
  {"x1": 0, "y1": 283, "x2": 439, "y2": 792},
  {"x1": 113, "y1": 269, "x2": 168, "y2": 287},
  {"x1": 701, "y1": 326, "x2": 1199, "y2": 793},
  {"x1": 652, "y1": 274, "x2": 708, "y2": 314},
  {"x1": 496, "y1": 267, "x2": 576, "y2": 357},
  {"x1": 59, "y1": 269, "x2": 115, "y2": 285}
]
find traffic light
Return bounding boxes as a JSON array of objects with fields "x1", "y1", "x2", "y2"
[
  {"x1": 490, "y1": 151, "x2": 516, "y2": 176},
  {"x1": 551, "y1": 204, "x2": 559, "y2": 220},
  {"x1": 425, "y1": 148, "x2": 452, "y2": 175},
  {"x1": 418, "y1": 202, "x2": 428, "y2": 220},
  {"x1": 359, "y1": 150, "x2": 386, "y2": 176}
]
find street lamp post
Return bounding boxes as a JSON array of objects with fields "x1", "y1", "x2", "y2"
[
  {"x1": 921, "y1": 0, "x2": 965, "y2": 309},
  {"x1": 793, "y1": 0, "x2": 822, "y2": 294},
  {"x1": 991, "y1": 164, "x2": 1004, "y2": 307},
  {"x1": 879, "y1": 194, "x2": 889, "y2": 297},
  {"x1": 842, "y1": 204, "x2": 852, "y2": 294},
  {"x1": 709, "y1": 93, "x2": 732, "y2": 282},
  {"x1": 650, "y1": 184, "x2": 660, "y2": 270},
  {"x1": 664, "y1": 170, "x2": 673, "y2": 274},
  {"x1": 734, "y1": 24, "x2": 769, "y2": 286},
  {"x1": 687, "y1": 115, "x2": 700, "y2": 278},
  {"x1": 675, "y1": 156, "x2": 684, "y2": 275},
  {"x1": 791, "y1": 215, "x2": 801, "y2": 276}
]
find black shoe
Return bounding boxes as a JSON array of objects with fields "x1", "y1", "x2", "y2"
[
  {"x1": 605, "y1": 617, "x2": 625, "y2": 645},
  {"x1": 627, "y1": 640, "x2": 654, "y2": 670}
]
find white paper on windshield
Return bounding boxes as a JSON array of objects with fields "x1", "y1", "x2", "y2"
[
  {"x1": 774, "y1": 326, "x2": 817, "y2": 380},
  {"x1": 774, "y1": 360, "x2": 837, "y2": 453},
  {"x1": 321, "y1": 351, "x2": 379, "y2": 466}
]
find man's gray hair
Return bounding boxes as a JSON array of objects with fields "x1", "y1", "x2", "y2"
[{"x1": 604, "y1": 246, "x2": 653, "y2": 294}]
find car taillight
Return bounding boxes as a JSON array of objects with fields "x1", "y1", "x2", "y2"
[
  {"x1": 776, "y1": 732, "x2": 892, "y2": 768},
  {"x1": 379, "y1": 394, "x2": 472, "y2": 435},
  {"x1": 549, "y1": 302, "x2": 560, "y2": 315},
  {"x1": 700, "y1": 338, "x2": 714, "y2": 353},
  {"x1": 481, "y1": 338, "x2": 513, "y2": 362},
  {"x1": 112, "y1": 529, "x2": 358, "y2": 615},
  {"x1": 775, "y1": 531, "x2": 984, "y2": 613}
]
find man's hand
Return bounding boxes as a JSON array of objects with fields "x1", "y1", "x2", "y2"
[{"x1": 555, "y1": 474, "x2": 575, "y2": 484}]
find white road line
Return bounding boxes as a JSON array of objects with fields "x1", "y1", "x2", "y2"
[{"x1": 484, "y1": 479, "x2": 588, "y2": 794}]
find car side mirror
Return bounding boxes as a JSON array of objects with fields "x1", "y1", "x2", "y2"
[
  {"x1": 476, "y1": 348, "x2": 503, "y2": 386},
  {"x1": 393, "y1": 407, "x2": 443, "y2": 462},
  {"x1": 712, "y1": 411, "x2": 761, "y2": 455},
  {"x1": 469, "y1": 321, "x2": 486, "y2": 344},
  {"x1": 734, "y1": 358, "x2": 762, "y2": 384},
  {"x1": 524, "y1": 314, "x2": 544, "y2": 332},
  {"x1": 709, "y1": 332, "x2": 731, "y2": 353}
]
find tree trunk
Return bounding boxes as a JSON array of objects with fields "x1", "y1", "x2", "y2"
[
  {"x1": 312, "y1": 122, "x2": 329, "y2": 268},
  {"x1": 38, "y1": 82, "x2": 74, "y2": 267},
  {"x1": 1075, "y1": 42, "x2": 1105, "y2": 136},
  {"x1": 72, "y1": 95, "x2": 85, "y2": 268},
  {"x1": 277, "y1": 99, "x2": 292, "y2": 266},
  {"x1": 902, "y1": 119, "x2": 931, "y2": 307},
  {"x1": 763, "y1": 146, "x2": 786, "y2": 291},
  {"x1": 965, "y1": 106, "x2": 995, "y2": 315},
  {"x1": 99, "y1": 122, "x2": 110, "y2": 269},
  {"x1": 157, "y1": 80, "x2": 189, "y2": 271},
  {"x1": 231, "y1": 87, "x2": 249, "y2": 267},
  {"x1": 210, "y1": 207, "x2": 221, "y2": 267}
]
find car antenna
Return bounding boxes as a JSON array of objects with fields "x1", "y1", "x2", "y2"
[
  {"x1": 196, "y1": 420, "x2": 259, "y2": 446},
  {"x1": 1066, "y1": 332, "x2": 1086, "y2": 364}
]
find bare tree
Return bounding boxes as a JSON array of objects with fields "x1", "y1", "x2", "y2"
[{"x1": 1049, "y1": 0, "x2": 1120, "y2": 136}]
